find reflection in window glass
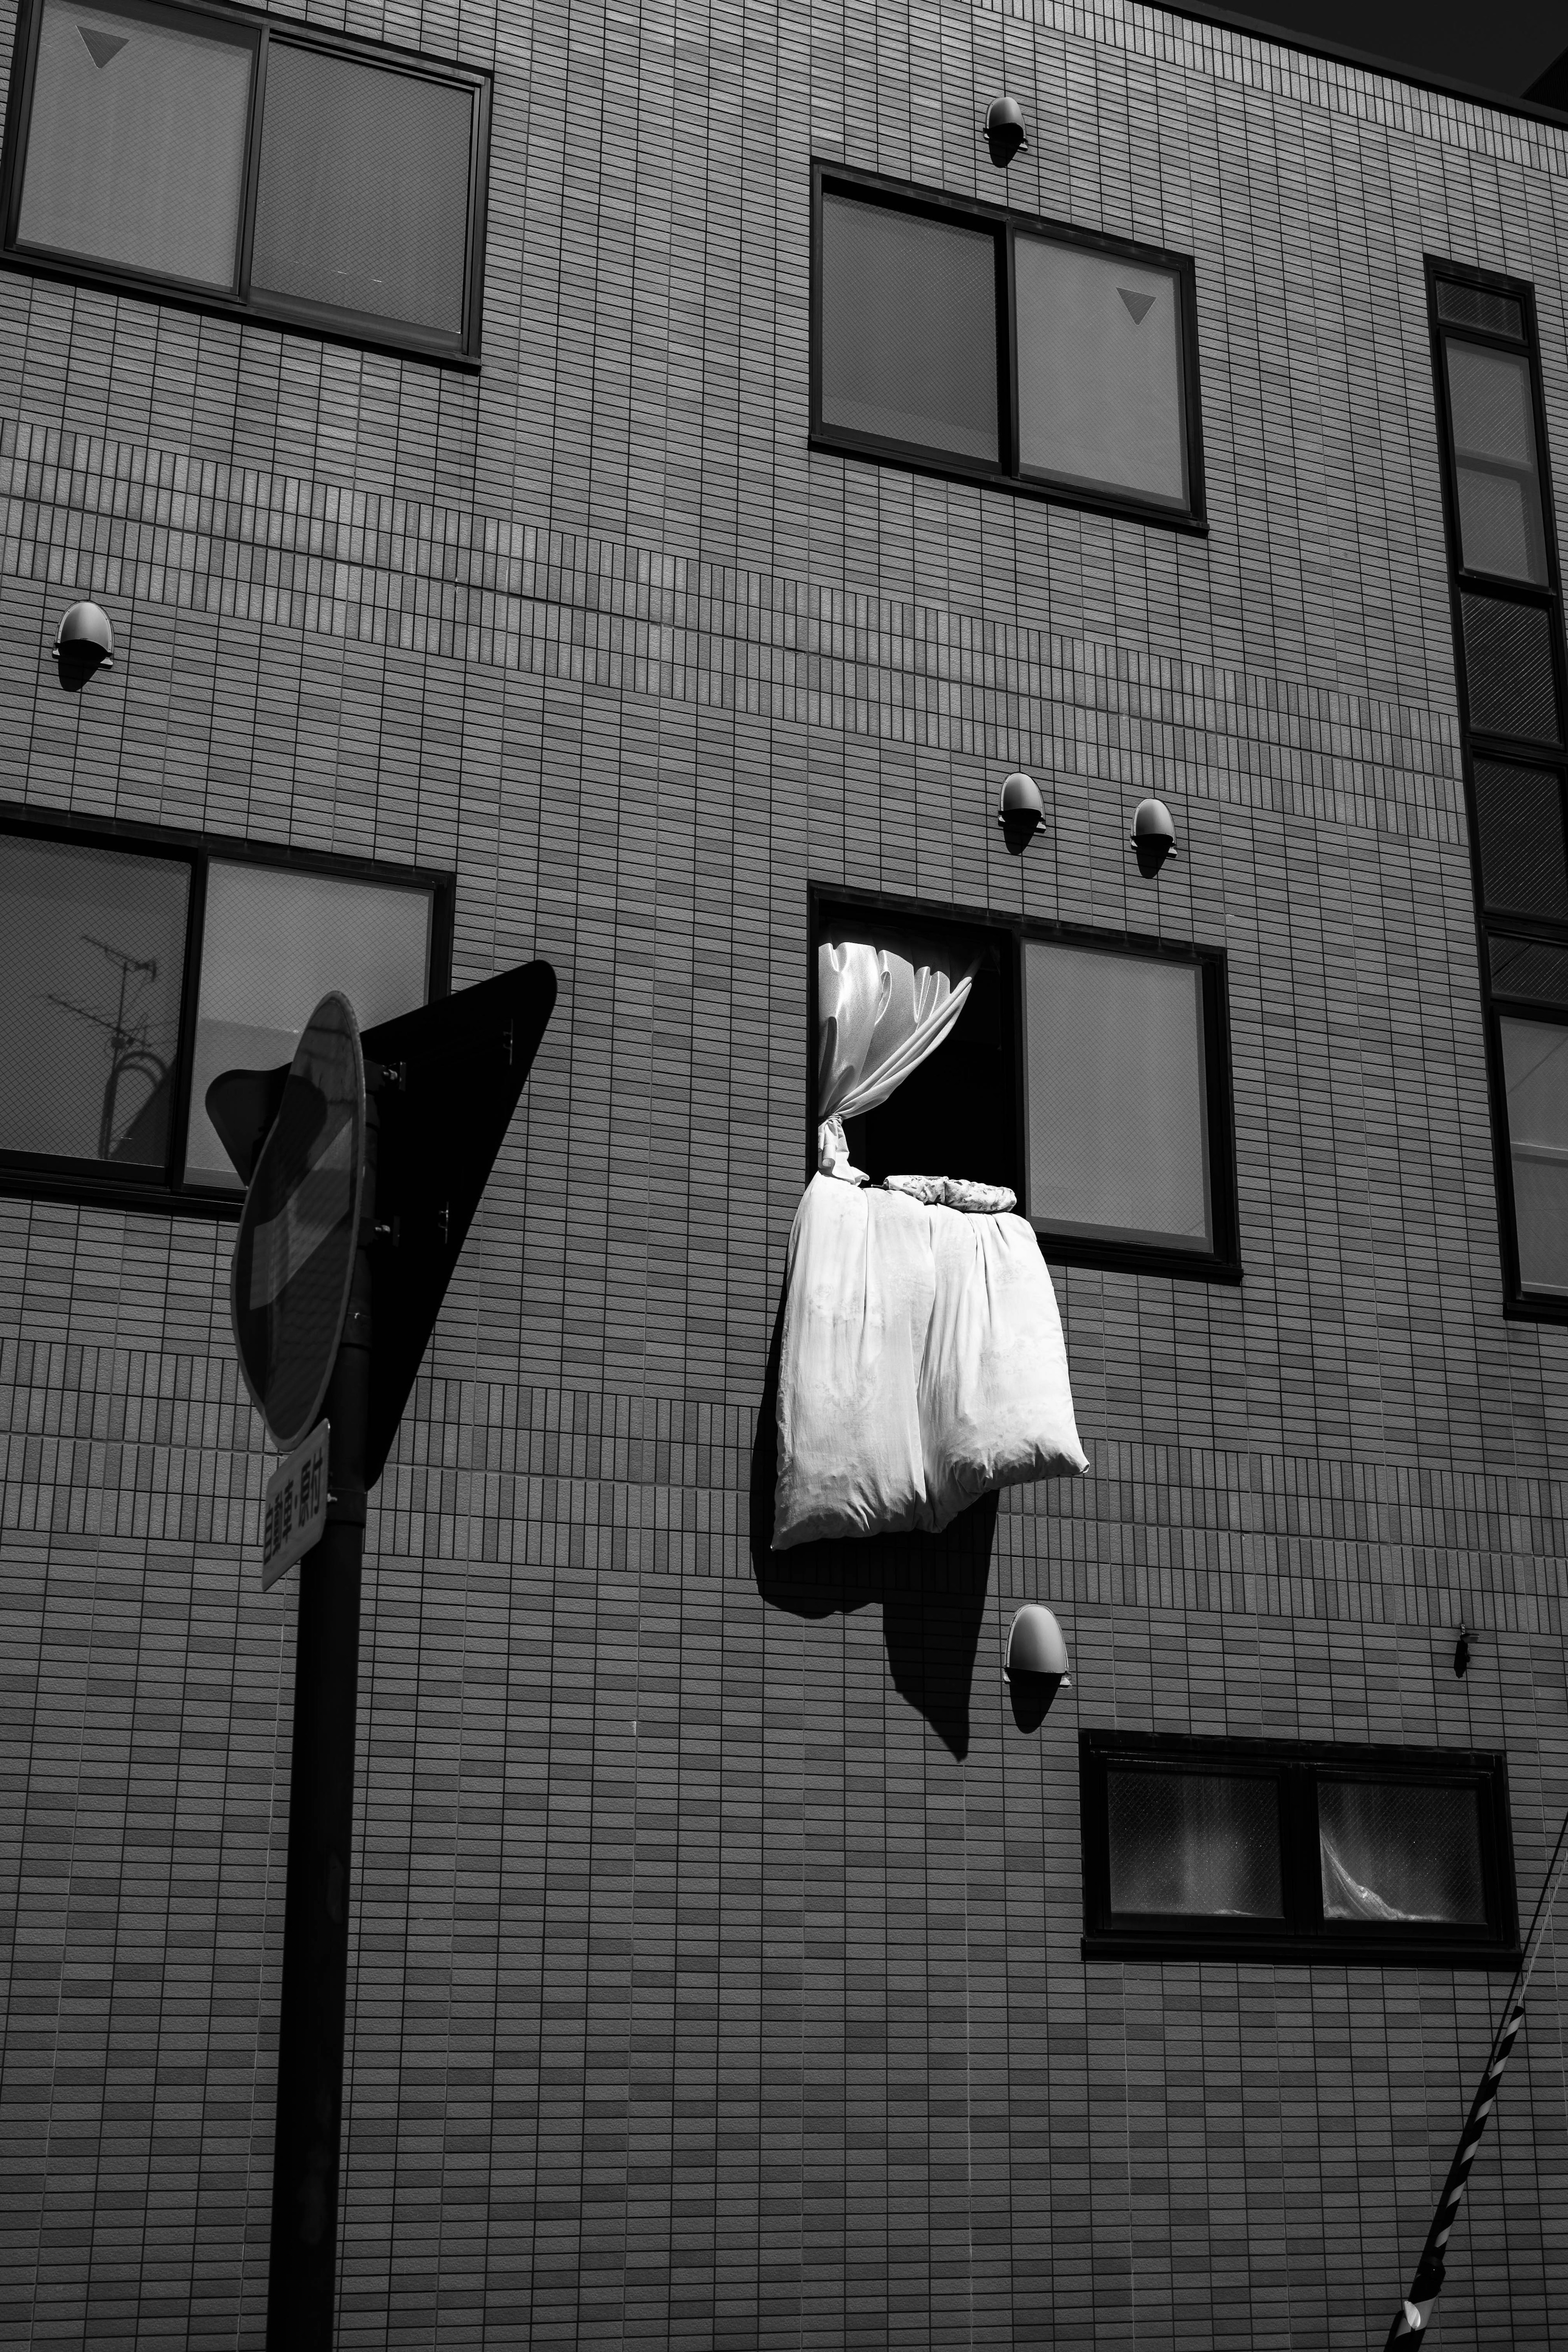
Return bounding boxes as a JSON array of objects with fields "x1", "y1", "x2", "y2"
[
  {"x1": 1107, "y1": 1770, "x2": 1282, "y2": 1917},
  {"x1": 1319, "y1": 1780, "x2": 1486, "y2": 1925},
  {"x1": 1015, "y1": 238, "x2": 1187, "y2": 506},
  {"x1": 249, "y1": 45, "x2": 474, "y2": 335},
  {"x1": 0, "y1": 834, "x2": 189, "y2": 1166},
  {"x1": 18, "y1": 0, "x2": 253, "y2": 289},
  {"x1": 819, "y1": 194, "x2": 999, "y2": 463},
  {"x1": 1025, "y1": 942, "x2": 1211, "y2": 1251},
  {"x1": 186, "y1": 863, "x2": 431, "y2": 1186},
  {"x1": 1446, "y1": 341, "x2": 1548, "y2": 585},
  {"x1": 1499, "y1": 1016, "x2": 1568, "y2": 1293}
]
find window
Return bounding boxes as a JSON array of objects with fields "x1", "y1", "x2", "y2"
[
  {"x1": 813, "y1": 891, "x2": 1239, "y2": 1282},
  {"x1": 813, "y1": 165, "x2": 1204, "y2": 528},
  {"x1": 0, "y1": 810, "x2": 450, "y2": 1215},
  {"x1": 1081, "y1": 1732, "x2": 1518, "y2": 1966},
  {"x1": 0, "y1": 0, "x2": 489, "y2": 361},
  {"x1": 1428, "y1": 264, "x2": 1568, "y2": 1314}
]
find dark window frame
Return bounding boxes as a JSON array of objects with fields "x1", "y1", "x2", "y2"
[
  {"x1": 1081, "y1": 1729, "x2": 1519, "y2": 1968},
  {"x1": 810, "y1": 162, "x2": 1207, "y2": 534},
  {"x1": 0, "y1": 801, "x2": 452, "y2": 1220},
  {"x1": 0, "y1": 0, "x2": 491, "y2": 367},
  {"x1": 1427, "y1": 258, "x2": 1568, "y2": 1319},
  {"x1": 808, "y1": 883, "x2": 1241, "y2": 1285}
]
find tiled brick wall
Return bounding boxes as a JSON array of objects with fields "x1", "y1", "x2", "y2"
[{"x1": 5, "y1": 0, "x2": 1568, "y2": 2340}]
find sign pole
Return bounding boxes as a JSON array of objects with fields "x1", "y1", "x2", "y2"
[{"x1": 264, "y1": 1102, "x2": 376, "y2": 2349}]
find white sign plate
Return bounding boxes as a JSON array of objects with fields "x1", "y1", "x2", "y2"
[{"x1": 261, "y1": 1419, "x2": 330, "y2": 1591}]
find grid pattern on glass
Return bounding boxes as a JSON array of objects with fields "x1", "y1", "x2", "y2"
[
  {"x1": 1499, "y1": 1015, "x2": 1568, "y2": 1292},
  {"x1": 0, "y1": 834, "x2": 189, "y2": 1166},
  {"x1": 1447, "y1": 343, "x2": 1548, "y2": 584},
  {"x1": 1491, "y1": 933, "x2": 1568, "y2": 1005},
  {"x1": 1462, "y1": 593, "x2": 1561, "y2": 742},
  {"x1": 1318, "y1": 1779, "x2": 1486, "y2": 1925},
  {"x1": 1471, "y1": 758, "x2": 1568, "y2": 917},
  {"x1": 1107, "y1": 1769, "x2": 1283, "y2": 1918},
  {"x1": 819, "y1": 195, "x2": 998, "y2": 464},
  {"x1": 249, "y1": 44, "x2": 474, "y2": 334},
  {"x1": 1437, "y1": 281, "x2": 1524, "y2": 338},
  {"x1": 1024, "y1": 942, "x2": 1211, "y2": 1250},
  {"x1": 1015, "y1": 238, "x2": 1186, "y2": 505},
  {"x1": 17, "y1": 0, "x2": 253, "y2": 289},
  {"x1": 185, "y1": 863, "x2": 432, "y2": 1186}
]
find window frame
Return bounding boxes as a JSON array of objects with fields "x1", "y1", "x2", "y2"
[
  {"x1": 1080, "y1": 1729, "x2": 1519, "y2": 1968},
  {"x1": 0, "y1": 802, "x2": 452, "y2": 1219},
  {"x1": 808, "y1": 884, "x2": 1241, "y2": 1285},
  {"x1": 0, "y1": 0, "x2": 491, "y2": 367},
  {"x1": 809, "y1": 161, "x2": 1207, "y2": 533},
  {"x1": 1426, "y1": 258, "x2": 1568, "y2": 1320}
]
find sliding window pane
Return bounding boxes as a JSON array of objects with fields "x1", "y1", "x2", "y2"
[
  {"x1": 1025, "y1": 942, "x2": 1211, "y2": 1251},
  {"x1": 0, "y1": 834, "x2": 189, "y2": 1167},
  {"x1": 1499, "y1": 1015, "x2": 1568, "y2": 1293},
  {"x1": 819, "y1": 194, "x2": 998, "y2": 463},
  {"x1": 1016, "y1": 238, "x2": 1187, "y2": 506},
  {"x1": 1319, "y1": 1780, "x2": 1486, "y2": 1925},
  {"x1": 1107, "y1": 1769, "x2": 1282, "y2": 1918},
  {"x1": 185, "y1": 862, "x2": 432, "y2": 1187},
  {"x1": 17, "y1": 0, "x2": 253, "y2": 290},
  {"x1": 250, "y1": 45, "x2": 475, "y2": 336},
  {"x1": 1447, "y1": 342, "x2": 1548, "y2": 584}
]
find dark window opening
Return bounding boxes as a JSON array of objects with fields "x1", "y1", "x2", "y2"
[
  {"x1": 1081, "y1": 1731, "x2": 1518, "y2": 1966},
  {"x1": 812, "y1": 165, "x2": 1205, "y2": 532},
  {"x1": 0, "y1": 0, "x2": 489, "y2": 362}
]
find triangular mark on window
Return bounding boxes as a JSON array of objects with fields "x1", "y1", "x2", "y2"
[
  {"x1": 1119, "y1": 288, "x2": 1156, "y2": 324},
  {"x1": 79, "y1": 25, "x2": 128, "y2": 67}
]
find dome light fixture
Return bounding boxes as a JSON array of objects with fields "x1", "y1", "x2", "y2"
[
  {"x1": 53, "y1": 599, "x2": 115, "y2": 693},
  {"x1": 997, "y1": 769, "x2": 1044, "y2": 855},
  {"x1": 984, "y1": 96, "x2": 1027, "y2": 169},
  {"x1": 1005, "y1": 1603, "x2": 1071, "y2": 1728},
  {"x1": 1130, "y1": 795, "x2": 1177, "y2": 878}
]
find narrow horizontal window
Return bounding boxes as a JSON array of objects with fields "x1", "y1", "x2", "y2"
[
  {"x1": 1082, "y1": 1731, "x2": 1517, "y2": 1966},
  {"x1": 812, "y1": 894, "x2": 1238, "y2": 1283},
  {"x1": 813, "y1": 166, "x2": 1203, "y2": 530},
  {"x1": 0, "y1": 811, "x2": 450, "y2": 1216},
  {"x1": 1, "y1": 0, "x2": 489, "y2": 361}
]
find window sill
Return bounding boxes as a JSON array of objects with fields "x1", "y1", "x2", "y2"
[
  {"x1": 1037, "y1": 1228, "x2": 1243, "y2": 1285},
  {"x1": 1083, "y1": 1931, "x2": 1522, "y2": 1969},
  {"x1": 0, "y1": 1167, "x2": 241, "y2": 1221},
  {"x1": 809, "y1": 431, "x2": 1209, "y2": 536}
]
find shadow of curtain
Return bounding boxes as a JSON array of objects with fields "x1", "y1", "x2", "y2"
[{"x1": 749, "y1": 1290, "x2": 998, "y2": 1760}]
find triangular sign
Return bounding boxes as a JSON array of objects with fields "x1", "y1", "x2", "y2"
[
  {"x1": 79, "y1": 24, "x2": 127, "y2": 65},
  {"x1": 1119, "y1": 288, "x2": 1155, "y2": 324}
]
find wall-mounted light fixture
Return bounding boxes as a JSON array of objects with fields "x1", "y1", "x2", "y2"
[
  {"x1": 1005, "y1": 1602, "x2": 1070, "y2": 1729},
  {"x1": 53, "y1": 600, "x2": 115, "y2": 693},
  {"x1": 997, "y1": 770, "x2": 1044, "y2": 855},
  {"x1": 1454, "y1": 1625, "x2": 1473, "y2": 1679},
  {"x1": 984, "y1": 96, "x2": 1027, "y2": 169},
  {"x1": 1130, "y1": 795, "x2": 1177, "y2": 879}
]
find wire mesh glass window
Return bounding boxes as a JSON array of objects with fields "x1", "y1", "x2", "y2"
[
  {"x1": 1082, "y1": 1732, "x2": 1517, "y2": 1964},
  {"x1": 1461, "y1": 593, "x2": 1560, "y2": 743},
  {"x1": 813, "y1": 169, "x2": 1202, "y2": 528},
  {"x1": 2, "y1": 0, "x2": 488, "y2": 359},
  {"x1": 1023, "y1": 939, "x2": 1213, "y2": 1255},
  {"x1": 1470, "y1": 758, "x2": 1568, "y2": 918},
  {"x1": 0, "y1": 815, "x2": 448, "y2": 1213}
]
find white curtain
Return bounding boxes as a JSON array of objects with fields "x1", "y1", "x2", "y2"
[{"x1": 817, "y1": 932, "x2": 976, "y2": 1181}]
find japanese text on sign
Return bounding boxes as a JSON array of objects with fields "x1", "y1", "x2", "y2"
[{"x1": 262, "y1": 1420, "x2": 330, "y2": 1591}]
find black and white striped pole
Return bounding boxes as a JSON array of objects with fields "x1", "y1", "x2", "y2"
[{"x1": 1383, "y1": 1806, "x2": 1568, "y2": 2345}]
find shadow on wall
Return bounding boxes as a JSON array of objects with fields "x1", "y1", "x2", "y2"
[{"x1": 749, "y1": 1292, "x2": 998, "y2": 1761}]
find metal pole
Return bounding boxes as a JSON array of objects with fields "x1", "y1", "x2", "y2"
[{"x1": 265, "y1": 1110, "x2": 376, "y2": 2349}]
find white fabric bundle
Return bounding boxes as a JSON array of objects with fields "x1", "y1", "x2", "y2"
[{"x1": 773, "y1": 1175, "x2": 1088, "y2": 1548}]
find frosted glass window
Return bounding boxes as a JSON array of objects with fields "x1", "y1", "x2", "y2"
[
  {"x1": 1499, "y1": 1015, "x2": 1568, "y2": 1293},
  {"x1": 186, "y1": 863, "x2": 432, "y2": 1187},
  {"x1": 1319, "y1": 1781, "x2": 1486, "y2": 1926},
  {"x1": 1016, "y1": 237, "x2": 1187, "y2": 506},
  {"x1": 1025, "y1": 942, "x2": 1212, "y2": 1252},
  {"x1": 17, "y1": 0, "x2": 253, "y2": 289},
  {"x1": 1447, "y1": 341, "x2": 1548, "y2": 584},
  {"x1": 820, "y1": 194, "x2": 999, "y2": 463},
  {"x1": 1107, "y1": 1771, "x2": 1282, "y2": 1918},
  {"x1": 250, "y1": 45, "x2": 474, "y2": 335},
  {"x1": 0, "y1": 834, "x2": 189, "y2": 1166}
]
